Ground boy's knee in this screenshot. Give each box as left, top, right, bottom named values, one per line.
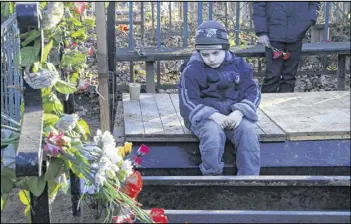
left=198, top=120, right=226, bottom=146
left=237, top=119, right=257, bottom=135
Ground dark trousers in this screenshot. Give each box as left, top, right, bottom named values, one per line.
left=261, top=41, right=303, bottom=93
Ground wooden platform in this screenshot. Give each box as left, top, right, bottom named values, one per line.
left=114, top=91, right=350, bottom=143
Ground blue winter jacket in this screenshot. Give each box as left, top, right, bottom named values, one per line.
left=178, top=51, right=261, bottom=129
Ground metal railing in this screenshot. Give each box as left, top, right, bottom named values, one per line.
left=1, top=13, right=23, bottom=126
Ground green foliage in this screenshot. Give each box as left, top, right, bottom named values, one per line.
left=42, top=39, right=54, bottom=63
left=44, top=158, right=64, bottom=181
left=1, top=194, right=9, bottom=210
left=54, top=79, right=77, bottom=94
left=43, top=113, right=60, bottom=127
left=27, top=176, right=46, bottom=197
left=20, top=47, right=39, bottom=67
left=1, top=2, right=14, bottom=23
left=21, top=30, right=41, bottom=47
left=42, top=93, right=64, bottom=114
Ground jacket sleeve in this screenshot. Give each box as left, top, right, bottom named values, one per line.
left=252, top=2, right=268, bottom=37
left=231, top=58, right=261, bottom=122
left=178, top=65, right=218, bottom=125
left=308, top=2, right=321, bottom=25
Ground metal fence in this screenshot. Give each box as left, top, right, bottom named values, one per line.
left=99, top=1, right=350, bottom=50
left=1, top=13, right=23, bottom=126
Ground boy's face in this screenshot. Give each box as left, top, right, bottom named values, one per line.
left=199, top=50, right=226, bottom=68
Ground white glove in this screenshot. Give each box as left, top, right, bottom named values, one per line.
left=258, top=35, right=270, bottom=48
left=227, top=110, right=244, bottom=129
left=209, top=112, right=229, bottom=129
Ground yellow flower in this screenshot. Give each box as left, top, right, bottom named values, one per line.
left=118, top=146, right=126, bottom=158
left=117, top=142, right=133, bottom=158
left=124, top=142, right=133, bottom=154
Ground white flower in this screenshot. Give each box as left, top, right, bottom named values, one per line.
left=23, top=69, right=59, bottom=89
left=95, top=170, right=107, bottom=187
left=55, top=114, right=79, bottom=132
left=80, top=178, right=98, bottom=195
left=2, top=144, right=16, bottom=169
left=101, top=131, right=116, bottom=148
left=121, top=159, right=133, bottom=177
left=91, top=162, right=99, bottom=170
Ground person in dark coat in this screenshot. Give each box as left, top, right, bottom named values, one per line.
left=178, top=20, right=261, bottom=176
left=253, top=2, right=320, bottom=93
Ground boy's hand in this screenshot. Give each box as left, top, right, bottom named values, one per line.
left=227, top=110, right=244, bottom=129
left=209, top=112, right=229, bottom=129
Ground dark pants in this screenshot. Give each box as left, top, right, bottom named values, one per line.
left=261, top=41, right=303, bottom=93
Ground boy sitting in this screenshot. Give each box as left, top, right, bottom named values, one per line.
left=178, top=20, right=261, bottom=176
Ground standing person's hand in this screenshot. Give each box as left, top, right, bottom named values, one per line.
left=258, top=35, right=270, bottom=48
left=227, top=110, right=244, bottom=129
left=209, top=112, right=229, bottom=129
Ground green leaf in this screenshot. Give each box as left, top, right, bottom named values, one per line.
left=75, top=118, right=90, bottom=140
left=69, top=72, right=79, bottom=84
left=83, top=18, right=95, bottom=27
left=1, top=193, right=9, bottom=210
left=21, top=30, right=41, bottom=47
left=53, top=33, right=63, bottom=44
left=2, top=166, right=16, bottom=180
left=43, top=113, right=60, bottom=127
left=32, top=61, right=41, bottom=73
left=41, top=87, right=52, bottom=98
left=42, top=93, right=63, bottom=114
left=71, top=29, right=85, bottom=38
left=1, top=176, right=14, bottom=194
left=18, top=190, right=30, bottom=206
left=54, top=79, right=77, bottom=94
left=24, top=205, right=30, bottom=217
left=66, top=130, right=81, bottom=138
left=69, top=17, right=83, bottom=27
left=48, top=180, right=62, bottom=198
left=71, top=140, right=83, bottom=149
left=20, top=47, right=39, bottom=67
left=39, top=2, right=47, bottom=10
left=34, top=37, right=42, bottom=55
left=41, top=39, right=54, bottom=63
left=27, top=176, right=46, bottom=197
left=44, top=158, right=64, bottom=181
left=64, top=160, right=85, bottom=179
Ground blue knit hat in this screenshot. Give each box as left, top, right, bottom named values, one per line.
left=195, top=20, right=230, bottom=50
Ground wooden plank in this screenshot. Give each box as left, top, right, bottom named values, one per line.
left=256, top=108, right=286, bottom=142
left=146, top=61, right=155, bottom=93
left=112, top=101, right=125, bottom=145
left=139, top=93, right=164, bottom=135
left=96, top=2, right=110, bottom=132
left=122, top=93, right=144, bottom=136
left=154, top=94, right=185, bottom=135
left=337, top=55, right=346, bottom=90
left=126, top=135, right=198, bottom=142
left=260, top=91, right=350, bottom=141
left=169, top=94, right=193, bottom=135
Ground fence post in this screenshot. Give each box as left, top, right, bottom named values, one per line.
left=208, top=2, right=213, bottom=20
left=169, top=2, right=172, bottom=27
left=140, top=2, right=145, bottom=43
left=235, top=2, right=240, bottom=45
left=95, top=2, right=111, bottom=132
left=107, top=3, right=116, bottom=129
left=183, top=2, right=188, bottom=47
left=198, top=1, right=203, bottom=26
